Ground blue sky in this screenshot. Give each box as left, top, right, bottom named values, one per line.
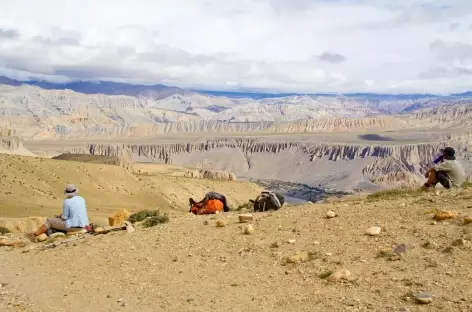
left=0, top=0, right=471, bottom=94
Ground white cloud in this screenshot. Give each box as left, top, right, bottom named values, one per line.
left=0, top=0, right=471, bottom=94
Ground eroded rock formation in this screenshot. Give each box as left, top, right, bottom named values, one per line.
left=37, top=137, right=471, bottom=190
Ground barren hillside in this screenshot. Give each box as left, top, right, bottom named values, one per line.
left=1, top=187, right=472, bottom=311
left=2, top=83, right=472, bottom=140
left=0, top=154, right=262, bottom=232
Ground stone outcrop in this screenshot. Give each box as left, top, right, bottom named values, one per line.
left=108, top=209, right=131, bottom=226
left=51, top=150, right=134, bottom=171
left=0, top=126, right=35, bottom=156
left=0, top=127, right=20, bottom=151
left=183, top=169, right=236, bottom=181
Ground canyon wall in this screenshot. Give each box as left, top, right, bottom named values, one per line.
left=35, top=138, right=472, bottom=191
left=9, top=106, right=472, bottom=140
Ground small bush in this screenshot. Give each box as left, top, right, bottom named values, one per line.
left=367, top=188, right=422, bottom=201
left=0, top=226, right=10, bottom=235
left=235, top=201, right=254, bottom=211
left=462, top=180, right=472, bottom=189
left=127, top=210, right=159, bottom=224
left=142, top=214, right=169, bottom=228
left=127, top=209, right=169, bottom=228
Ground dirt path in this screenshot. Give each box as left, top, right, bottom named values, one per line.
left=1, top=189, right=472, bottom=311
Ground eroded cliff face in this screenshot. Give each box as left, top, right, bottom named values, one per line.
left=0, top=127, right=20, bottom=151
left=266, top=117, right=407, bottom=133
left=37, top=137, right=470, bottom=190
left=0, top=126, right=35, bottom=156
left=3, top=83, right=472, bottom=140
left=6, top=103, right=472, bottom=140
left=8, top=117, right=407, bottom=139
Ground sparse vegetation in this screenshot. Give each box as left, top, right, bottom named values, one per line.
left=235, top=201, right=254, bottom=211
left=0, top=226, right=10, bottom=235
left=128, top=209, right=169, bottom=228
left=142, top=214, right=169, bottom=228
left=462, top=180, right=472, bottom=189
left=369, top=181, right=472, bottom=200
left=367, top=188, right=422, bottom=201
left=128, top=209, right=160, bottom=224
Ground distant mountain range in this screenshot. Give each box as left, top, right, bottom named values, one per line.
left=1, top=75, right=472, bottom=140
left=0, top=75, right=470, bottom=101
left=0, top=76, right=184, bottom=100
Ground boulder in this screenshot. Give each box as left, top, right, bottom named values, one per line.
left=239, top=214, right=254, bottom=223
left=286, top=252, right=309, bottom=264
left=243, top=224, right=254, bottom=235
left=365, top=226, right=382, bottom=236
left=414, top=292, right=433, bottom=304
left=216, top=220, right=226, bottom=228
left=326, top=269, right=351, bottom=282
left=36, top=233, right=48, bottom=243
left=108, top=209, right=131, bottom=226
left=326, top=211, right=337, bottom=219
left=434, top=210, right=458, bottom=221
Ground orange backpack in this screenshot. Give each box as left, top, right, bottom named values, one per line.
left=191, top=199, right=224, bottom=215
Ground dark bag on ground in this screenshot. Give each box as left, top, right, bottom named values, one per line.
left=250, top=191, right=285, bottom=212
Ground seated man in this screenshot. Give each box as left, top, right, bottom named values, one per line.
left=423, top=147, right=465, bottom=190
left=30, top=184, right=90, bottom=238
left=189, top=192, right=229, bottom=215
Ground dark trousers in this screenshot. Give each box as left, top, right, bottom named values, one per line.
left=426, top=170, right=451, bottom=189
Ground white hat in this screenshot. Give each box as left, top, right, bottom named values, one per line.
left=64, top=184, right=78, bottom=196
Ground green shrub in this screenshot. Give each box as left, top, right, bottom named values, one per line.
left=235, top=201, right=254, bottom=211
left=142, top=214, right=169, bottom=228
left=462, top=180, right=472, bottom=189
left=127, top=209, right=169, bottom=228
left=0, top=226, right=10, bottom=235
left=127, top=209, right=159, bottom=224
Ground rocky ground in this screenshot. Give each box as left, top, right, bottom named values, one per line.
left=1, top=187, right=472, bottom=312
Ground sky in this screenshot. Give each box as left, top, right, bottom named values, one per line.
left=0, top=0, right=471, bottom=94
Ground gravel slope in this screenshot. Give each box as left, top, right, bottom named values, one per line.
left=1, top=188, right=472, bottom=311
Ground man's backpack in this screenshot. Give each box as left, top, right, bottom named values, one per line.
left=250, top=191, right=285, bottom=212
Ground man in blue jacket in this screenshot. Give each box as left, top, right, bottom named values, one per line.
left=30, top=184, right=90, bottom=238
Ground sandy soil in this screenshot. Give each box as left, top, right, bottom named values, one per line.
left=1, top=188, right=471, bottom=312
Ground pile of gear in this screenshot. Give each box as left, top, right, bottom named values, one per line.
left=189, top=190, right=285, bottom=215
